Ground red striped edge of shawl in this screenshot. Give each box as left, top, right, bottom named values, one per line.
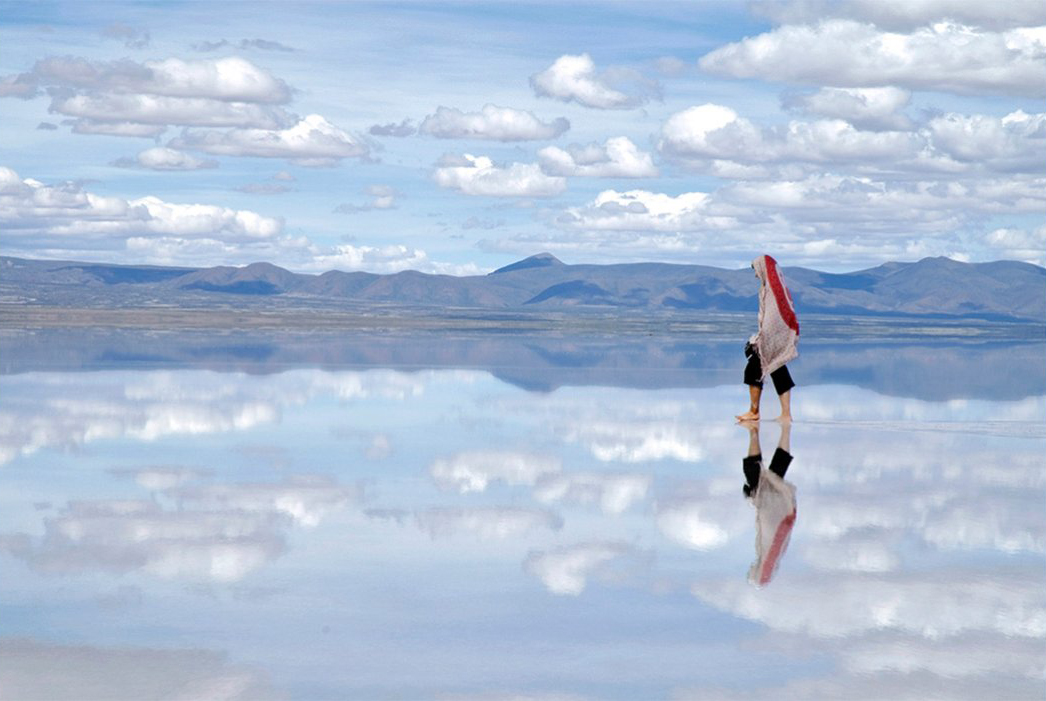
left=758, top=510, right=796, bottom=585
left=764, top=256, right=799, bottom=334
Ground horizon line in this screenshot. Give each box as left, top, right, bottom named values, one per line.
left=4, top=252, right=1044, bottom=279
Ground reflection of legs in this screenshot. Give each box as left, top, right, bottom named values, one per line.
left=769, top=422, right=793, bottom=478
left=777, top=420, right=791, bottom=454
left=743, top=424, right=761, bottom=496
left=747, top=423, right=761, bottom=457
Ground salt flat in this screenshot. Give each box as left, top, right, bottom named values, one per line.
left=0, top=331, right=1042, bottom=699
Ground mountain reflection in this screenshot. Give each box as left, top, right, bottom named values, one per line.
left=3, top=328, right=1043, bottom=401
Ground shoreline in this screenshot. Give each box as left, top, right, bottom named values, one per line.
left=1, top=304, right=1042, bottom=340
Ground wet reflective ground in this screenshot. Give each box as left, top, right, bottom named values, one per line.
left=1, top=330, right=1043, bottom=699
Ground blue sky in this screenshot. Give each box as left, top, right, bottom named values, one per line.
left=1, top=0, right=1044, bottom=274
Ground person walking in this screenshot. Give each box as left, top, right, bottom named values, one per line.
left=736, top=254, right=799, bottom=423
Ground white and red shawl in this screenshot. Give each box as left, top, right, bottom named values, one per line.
left=750, top=255, right=799, bottom=378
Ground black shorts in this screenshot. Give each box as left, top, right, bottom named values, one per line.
left=744, top=346, right=795, bottom=396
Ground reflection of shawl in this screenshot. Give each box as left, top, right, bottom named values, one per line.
left=747, top=469, right=797, bottom=586
left=750, top=255, right=799, bottom=378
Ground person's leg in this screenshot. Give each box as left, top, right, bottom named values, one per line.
left=737, top=384, right=762, bottom=422
left=769, top=365, right=795, bottom=423
left=777, top=390, right=791, bottom=423
left=738, top=350, right=764, bottom=422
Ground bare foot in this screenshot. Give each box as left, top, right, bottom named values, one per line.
left=774, top=414, right=792, bottom=424
left=736, top=410, right=760, bottom=422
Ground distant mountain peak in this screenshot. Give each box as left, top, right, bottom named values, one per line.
left=243, top=261, right=284, bottom=272
left=490, top=252, right=564, bottom=275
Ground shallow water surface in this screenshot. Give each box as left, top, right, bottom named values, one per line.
left=1, top=332, right=1043, bottom=699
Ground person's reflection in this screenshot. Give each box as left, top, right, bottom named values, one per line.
left=741, top=422, right=796, bottom=586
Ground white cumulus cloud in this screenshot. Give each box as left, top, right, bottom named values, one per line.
left=53, top=94, right=293, bottom=129
left=699, top=19, right=1046, bottom=98
left=0, top=166, right=372, bottom=268
left=305, top=243, right=430, bottom=274
left=783, top=86, right=913, bottom=130
left=334, top=185, right=398, bottom=213
left=530, top=53, right=656, bottom=109
left=29, top=55, right=292, bottom=102
left=660, top=104, right=1046, bottom=176
left=113, top=146, right=218, bottom=171
left=492, top=166, right=1045, bottom=268
left=659, top=103, right=923, bottom=167
left=0, top=166, right=281, bottom=246
left=171, top=114, right=369, bottom=166
left=2, top=55, right=296, bottom=134
left=0, top=168, right=476, bottom=271
left=71, top=121, right=169, bottom=138
left=926, top=109, right=1046, bottom=171
left=0, top=55, right=291, bottom=102
left=433, top=154, right=566, bottom=197
left=983, top=225, right=1046, bottom=265
left=658, top=103, right=761, bottom=161
left=137, top=56, right=292, bottom=102
left=559, top=189, right=721, bottom=234
left=751, top=0, right=1046, bottom=32
left=538, top=136, right=658, bottom=178
left=419, top=104, right=569, bottom=141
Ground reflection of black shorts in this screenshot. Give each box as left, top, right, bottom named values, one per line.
left=743, top=448, right=794, bottom=493
left=744, top=347, right=795, bottom=396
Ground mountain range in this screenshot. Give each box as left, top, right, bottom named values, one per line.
left=2, top=253, right=1044, bottom=322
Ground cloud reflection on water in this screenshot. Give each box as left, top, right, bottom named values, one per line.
left=431, top=451, right=562, bottom=493
left=0, top=368, right=449, bottom=465
left=415, top=507, right=563, bottom=540
left=0, top=349, right=1043, bottom=698
left=533, top=471, right=651, bottom=515
left=523, top=541, right=643, bottom=596
left=2, top=472, right=357, bottom=582
left=0, top=637, right=281, bottom=701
